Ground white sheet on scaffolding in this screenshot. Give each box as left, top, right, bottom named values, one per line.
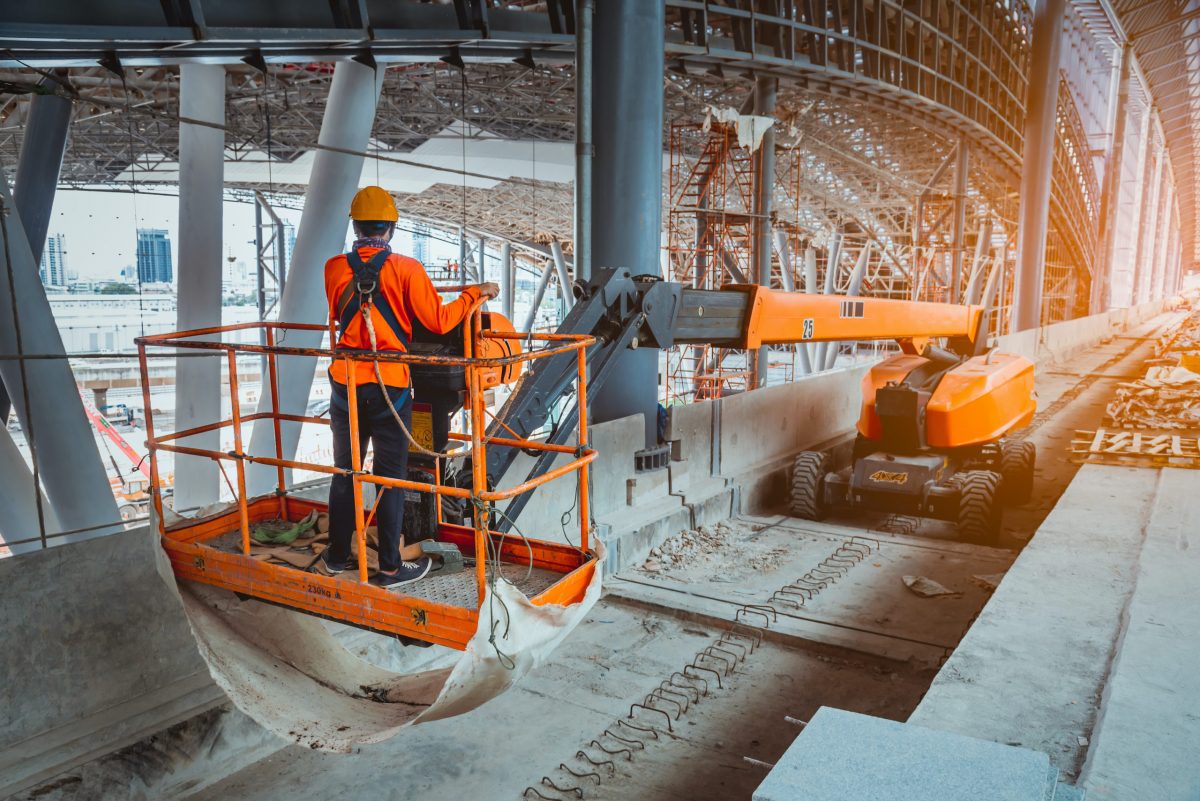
left=154, top=535, right=603, bottom=752
left=705, top=105, right=775, bottom=151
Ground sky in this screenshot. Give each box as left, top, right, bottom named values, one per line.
left=44, top=188, right=307, bottom=280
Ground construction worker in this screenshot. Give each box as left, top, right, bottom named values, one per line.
left=315, top=186, right=498, bottom=588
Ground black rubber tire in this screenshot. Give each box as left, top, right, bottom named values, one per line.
left=790, top=451, right=829, bottom=520
left=999, top=439, right=1036, bottom=505
left=956, top=470, right=1002, bottom=545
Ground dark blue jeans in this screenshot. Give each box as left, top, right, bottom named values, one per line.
left=328, top=381, right=412, bottom=573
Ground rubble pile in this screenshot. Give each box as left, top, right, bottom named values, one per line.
left=1107, top=310, right=1200, bottom=430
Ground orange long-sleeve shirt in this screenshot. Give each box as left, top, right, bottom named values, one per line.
left=326, top=246, right=481, bottom=388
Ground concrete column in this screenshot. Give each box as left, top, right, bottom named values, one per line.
left=173, top=64, right=225, bottom=511
left=964, top=219, right=993, bottom=304
left=951, top=140, right=969, bottom=303
left=2, top=72, right=72, bottom=538
left=814, top=233, right=842, bottom=370
left=522, top=260, right=554, bottom=332
left=753, top=76, right=777, bottom=387
left=590, top=0, right=664, bottom=445
left=13, top=75, right=71, bottom=265
left=245, top=61, right=383, bottom=495
left=824, top=244, right=871, bottom=371
left=1120, top=107, right=1153, bottom=306
left=1150, top=179, right=1173, bottom=300
left=773, top=231, right=794, bottom=292
left=1011, top=0, right=1066, bottom=331
left=1134, top=141, right=1163, bottom=304
left=499, top=241, right=514, bottom=320
left=1093, top=42, right=1132, bottom=312
left=550, top=239, right=573, bottom=308
left=0, top=176, right=119, bottom=540
left=0, top=429, right=58, bottom=554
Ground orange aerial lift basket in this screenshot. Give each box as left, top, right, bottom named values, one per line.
left=135, top=306, right=599, bottom=650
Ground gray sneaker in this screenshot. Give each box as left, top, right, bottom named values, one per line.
left=370, top=557, right=433, bottom=589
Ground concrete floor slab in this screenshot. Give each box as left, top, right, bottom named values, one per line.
left=607, top=517, right=1012, bottom=665
left=175, top=599, right=933, bottom=801
left=1078, top=467, right=1200, bottom=801
left=753, top=707, right=1054, bottom=801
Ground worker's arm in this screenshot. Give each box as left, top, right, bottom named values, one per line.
left=398, top=258, right=496, bottom=334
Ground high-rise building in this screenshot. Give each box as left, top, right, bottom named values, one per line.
left=39, top=233, right=68, bottom=288
left=412, top=221, right=430, bottom=266
left=136, top=229, right=174, bottom=284
left=282, top=223, right=297, bottom=274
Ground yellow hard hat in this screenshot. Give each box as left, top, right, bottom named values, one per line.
left=349, top=186, right=398, bottom=222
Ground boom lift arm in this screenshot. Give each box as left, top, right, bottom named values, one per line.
left=451, top=270, right=988, bottom=529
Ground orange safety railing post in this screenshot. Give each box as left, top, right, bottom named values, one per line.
left=468, top=360, right=488, bottom=608
left=434, top=458, right=444, bottom=526
left=345, top=356, right=369, bottom=584
left=138, top=342, right=167, bottom=536
left=264, top=327, right=289, bottom=520
left=226, top=349, right=252, bottom=555
left=576, top=346, right=590, bottom=554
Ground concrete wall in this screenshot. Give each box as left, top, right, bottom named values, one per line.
left=996, top=298, right=1171, bottom=365
left=0, top=527, right=225, bottom=797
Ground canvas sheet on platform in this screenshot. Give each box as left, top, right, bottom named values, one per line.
left=153, top=517, right=603, bottom=752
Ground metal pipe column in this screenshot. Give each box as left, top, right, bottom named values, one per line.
left=1093, top=42, right=1132, bottom=313
left=173, top=64, right=226, bottom=511
left=0, top=177, right=119, bottom=541
left=500, top=241, right=514, bottom=320
left=246, top=61, right=383, bottom=494
left=1011, top=0, right=1066, bottom=331
left=950, top=140, right=969, bottom=303
left=590, top=0, right=665, bottom=445
left=551, top=239, right=573, bottom=308
left=522, top=260, right=554, bottom=332
left=752, top=76, right=777, bottom=387
left=575, top=0, right=594, bottom=284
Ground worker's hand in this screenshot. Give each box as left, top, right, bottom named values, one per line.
left=476, top=282, right=500, bottom=300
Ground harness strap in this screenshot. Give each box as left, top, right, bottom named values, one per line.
left=336, top=248, right=410, bottom=351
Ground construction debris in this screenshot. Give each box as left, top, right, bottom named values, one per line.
left=1105, top=366, right=1200, bottom=429
left=902, top=575, right=961, bottom=598
left=1103, top=308, right=1200, bottom=431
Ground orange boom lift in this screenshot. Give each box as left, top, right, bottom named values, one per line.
left=138, top=273, right=1032, bottom=648
left=717, top=284, right=1035, bottom=544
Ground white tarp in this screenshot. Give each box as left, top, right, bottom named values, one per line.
left=156, top=537, right=603, bottom=752
left=706, top=105, right=775, bottom=152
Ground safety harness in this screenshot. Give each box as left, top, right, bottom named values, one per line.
left=334, top=245, right=459, bottom=461
left=335, top=246, right=410, bottom=353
